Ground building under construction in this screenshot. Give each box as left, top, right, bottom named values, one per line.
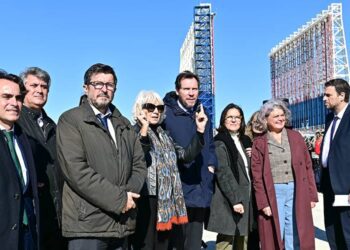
left=180, top=3, right=216, bottom=128
left=270, top=3, right=349, bottom=132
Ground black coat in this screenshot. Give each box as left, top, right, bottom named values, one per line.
left=18, top=106, right=64, bottom=247
left=0, top=125, right=40, bottom=250
left=207, top=135, right=253, bottom=236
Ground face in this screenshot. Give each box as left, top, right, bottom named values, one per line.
left=176, top=77, right=199, bottom=109
left=142, top=101, right=164, bottom=125
left=24, top=74, right=49, bottom=110
left=266, top=108, right=286, bottom=132
left=323, top=86, right=344, bottom=111
left=0, top=79, right=23, bottom=129
left=224, top=108, right=242, bottom=133
left=84, top=73, right=115, bottom=113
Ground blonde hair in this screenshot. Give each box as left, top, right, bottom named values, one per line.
left=132, top=90, right=165, bottom=124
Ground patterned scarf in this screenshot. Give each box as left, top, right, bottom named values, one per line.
left=148, top=126, right=188, bottom=231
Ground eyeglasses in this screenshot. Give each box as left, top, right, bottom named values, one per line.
left=88, top=81, right=116, bottom=90
left=225, top=115, right=242, bottom=121
left=142, top=103, right=165, bottom=113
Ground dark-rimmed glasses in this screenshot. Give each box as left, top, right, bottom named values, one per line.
left=88, top=81, right=116, bottom=90
left=142, top=103, right=165, bottom=113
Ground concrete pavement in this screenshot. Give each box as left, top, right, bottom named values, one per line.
left=202, top=193, right=330, bottom=249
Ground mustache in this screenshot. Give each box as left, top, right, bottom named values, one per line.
left=97, top=93, right=110, bottom=98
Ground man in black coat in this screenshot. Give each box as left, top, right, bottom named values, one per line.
left=18, top=67, right=66, bottom=250
left=0, top=71, right=40, bottom=250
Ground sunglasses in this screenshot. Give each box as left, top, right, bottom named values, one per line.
left=142, top=103, right=165, bottom=113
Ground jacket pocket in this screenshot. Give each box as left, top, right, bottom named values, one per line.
left=76, top=199, right=100, bottom=221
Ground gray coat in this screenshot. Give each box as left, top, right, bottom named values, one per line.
left=207, top=140, right=253, bottom=236
left=56, top=102, right=147, bottom=238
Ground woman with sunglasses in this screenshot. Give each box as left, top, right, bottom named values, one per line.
left=130, top=90, right=208, bottom=250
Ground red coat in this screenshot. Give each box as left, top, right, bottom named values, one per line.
left=251, top=129, right=318, bottom=250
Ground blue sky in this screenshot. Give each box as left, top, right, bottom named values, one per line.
left=1, top=0, right=349, bottom=127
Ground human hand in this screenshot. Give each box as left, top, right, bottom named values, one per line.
left=195, top=104, right=208, bottom=133
left=245, top=147, right=252, bottom=158
left=311, top=202, right=316, bottom=208
left=208, top=166, right=215, bottom=173
left=233, top=203, right=244, bottom=214
left=137, top=111, right=149, bottom=136
left=122, top=192, right=140, bottom=213
left=262, top=206, right=272, bottom=216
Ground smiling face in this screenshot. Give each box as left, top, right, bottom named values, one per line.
left=0, top=79, right=23, bottom=130
left=266, top=107, right=286, bottom=133
left=142, top=101, right=163, bottom=125
left=224, top=108, right=242, bottom=133
left=176, top=77, right=199, bottom=109
left=84, top=73, right=115, bottom=114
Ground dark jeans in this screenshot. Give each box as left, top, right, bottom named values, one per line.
left=68, top=237, right=127, bottom=250
left=169, top=207, right=208, bottom=250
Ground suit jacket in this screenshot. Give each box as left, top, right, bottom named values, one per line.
left=0, top=125, right=40, bottom=250
left=321, top=104, right=350, bottom=194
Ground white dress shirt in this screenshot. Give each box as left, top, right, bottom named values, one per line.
left=322, top=103, right=348, bottom=168
left=90, top=104, right=117, bottom=147
left=1, top=124, right=28, bottom=185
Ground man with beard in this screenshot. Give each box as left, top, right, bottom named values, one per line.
left=56, top=63, right=146, bottom=250
left=321, top=78, right=350, bottom=249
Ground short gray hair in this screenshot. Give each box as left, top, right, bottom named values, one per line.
left=132, top=90, right=165, bottom=124
left=256, top=99, right=292, bottom=132
left=20, top=67, right=51, bottom=88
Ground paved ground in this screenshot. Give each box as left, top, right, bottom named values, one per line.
left=202, top=193, right=330, bottom=249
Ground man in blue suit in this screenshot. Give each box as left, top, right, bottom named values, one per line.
left=321, top=78, right=350, bottom=249
left=0, top=71, right=40, bottom=250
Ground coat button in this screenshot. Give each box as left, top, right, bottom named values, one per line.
left=11, top=224, right=17, bottom=230
left=284, top=160, right=287, bottom=163
left=285, top=171, right=288, bottom=174
left=14, top=193, right=20, bottom=200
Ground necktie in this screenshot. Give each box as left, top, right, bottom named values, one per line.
left=330, top=116, right=339, bottom=144
left=3, top=131, right=28, bottom=225
left=97, top=114, right=109, bottom=129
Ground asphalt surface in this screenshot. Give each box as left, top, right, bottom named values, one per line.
left=202, top=193, right=330, bottom=249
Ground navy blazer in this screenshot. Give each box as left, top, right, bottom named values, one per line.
left=321, top=104, right=350, bottom=194
left=0, top=124, right=40, bottom=250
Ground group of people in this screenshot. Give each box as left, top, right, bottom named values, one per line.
left=1, top=63, right=349, bottom=250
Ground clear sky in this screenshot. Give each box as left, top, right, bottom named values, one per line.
left=1, top=0, right=349, bottom=127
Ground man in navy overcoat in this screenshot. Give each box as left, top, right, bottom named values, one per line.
left=321, top=78, right=350, bottom=249
left=0, top=71, right=40, bottom=250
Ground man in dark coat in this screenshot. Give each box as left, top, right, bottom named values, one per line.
left=57, top=63, right=146, bottom=250
left=321, top=78, right=350, bottom=249
left=163, top=71, right=217, bottom=250
left=18, top=67, right=66, bottom=250
left=0, top=71, right=40, bottom=250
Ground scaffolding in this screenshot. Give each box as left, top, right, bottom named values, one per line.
left=180, top=3, right=216, bottom=128
left=270, top=3, right=349, bottom=131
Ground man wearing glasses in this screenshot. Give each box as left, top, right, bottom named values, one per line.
left=56, top=63, right=146, bottom=250
left=18, top=67, right=66, bottom=250
left=0, top=71, right=40, bottom=250
left=163, top=71, right=217, bottom=250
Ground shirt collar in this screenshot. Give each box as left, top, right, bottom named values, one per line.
left=0, top=123, right=15, bottom=132
left=89, top=104, right=112, bottom=118
left=177, top=100, right=193, bottom=113
left=335, top=103, right=348, bottom=120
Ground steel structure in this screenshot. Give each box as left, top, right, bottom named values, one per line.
left=180, top=3, right=216, bottom=128
left=270, top=3, right=349, bottom=131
